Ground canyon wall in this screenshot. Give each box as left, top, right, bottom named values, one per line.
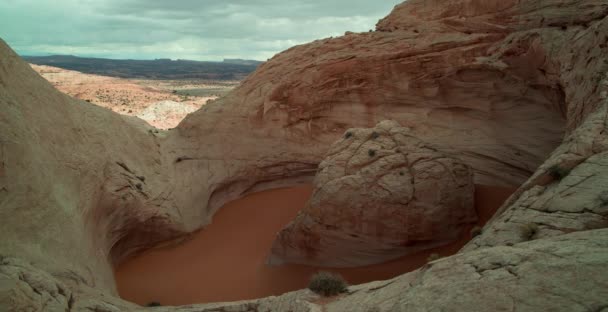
left=0, top=41, right=189, bottom=296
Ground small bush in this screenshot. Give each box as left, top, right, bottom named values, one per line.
left=519, top=223, right=538, bottom=240
left=470, top=226, right=483, bottom=238
left=427, top=253, right=442, bottom=262
left=368, top=149, right=376, bottom=157
left=146, top=302, right=162, bottom=307
left=308, top=271, right=348, bottom=297
left=599, top=191, right=608, bottom=206
left=344, top=131, right=353, bottom=139
left=548, top=165, right=570, bottom=180
left=371, top=131, right=380, bottom=139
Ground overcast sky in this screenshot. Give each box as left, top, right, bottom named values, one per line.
left=0, top=0, right=403, bottom=61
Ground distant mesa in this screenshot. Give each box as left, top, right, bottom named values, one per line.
left=223, top=58, right=264, bottom=66
left=22, top=54, right=261, bottom=80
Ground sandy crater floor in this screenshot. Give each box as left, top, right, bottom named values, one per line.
left=115, top=185, right=514, bottom=306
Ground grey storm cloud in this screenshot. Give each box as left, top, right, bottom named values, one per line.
left=0, top=0, right=403, bottom=61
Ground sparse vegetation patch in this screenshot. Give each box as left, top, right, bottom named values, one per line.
left=427, top=253, right=442, bottom=262
left=519, top=223, right=539, bottom=240
left=548, top=165, right=570, bottom=180
left=146, top=302, right=162, bottom=307
left=598, top=191, right=608, bottom=206
left=470, top=226, right=483, bottom=238
left=308, top=271, right=348, bottom=297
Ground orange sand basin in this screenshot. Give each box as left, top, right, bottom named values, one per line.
left=115, top=184, right=515, bottom=306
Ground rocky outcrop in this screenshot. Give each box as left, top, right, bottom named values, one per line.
left=270, top=120, right=476, bottom=267
left=161, top=0, right=607, bottom=226
left=136, top=100, right=199, bottom=129
left=0, top=38, right=190, bottom=294
left=1, top=0, right=608, bottom=310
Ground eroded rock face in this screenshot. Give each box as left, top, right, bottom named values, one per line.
left=0, top=37, right=188, bottom=295
left=270, top=120, right=476, bottom=267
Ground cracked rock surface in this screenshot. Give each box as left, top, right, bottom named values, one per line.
left=270, top=120, right=476, bottom=267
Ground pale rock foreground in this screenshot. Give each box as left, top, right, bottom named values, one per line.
left=270, top=120, right=476, bottom=267
left=1, top=0, right=608, bottom=311
left=136, top=100, right=199, bottom=129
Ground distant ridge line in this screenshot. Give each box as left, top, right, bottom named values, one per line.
left=24, top=54, right=262, bottom=80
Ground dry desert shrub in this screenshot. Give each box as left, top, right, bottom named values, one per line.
left=427, top=253, right=442, bottom=262
left=519, top=223, right=539, bottom=240
left=146, top=301, right=162, bottom=307
left=308, top=271, right=348, bottom=297
left=470, top=225, right=483, bottom=238
left=548, top=165, right=570, bottom=180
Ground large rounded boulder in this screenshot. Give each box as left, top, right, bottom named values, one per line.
left=270, top=120, right=476, bottom=267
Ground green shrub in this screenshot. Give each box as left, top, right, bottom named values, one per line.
left=308, top=271, right=348, bottom=297
left=599, top=191, right=608, bottom=206
left=427, top=253, right=442, bottom=262
left=470, top=226, right=483, bottom=238
left=519, top=223, right=538, bottom=240
left=548, top=165, right=570, bottom=180
left=146, top=302, right=162, bottom=307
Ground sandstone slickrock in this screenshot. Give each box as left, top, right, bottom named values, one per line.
left=270, top=120, right=476, bottom=267
left=136, top=100, right=199, bottom=129
left=0, top=38, right=189, bottom=294
left=1, top=0, right=608, bottom=310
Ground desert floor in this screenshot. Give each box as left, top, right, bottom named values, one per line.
left=31, top=64, right=237, bottom=129
left=115, top=184, right=515, bottom=306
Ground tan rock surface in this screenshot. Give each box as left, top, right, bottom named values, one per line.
left=0, top=0, right=607, bottom=310
left=136, top=100, right=199, bottom=129
left=0, top=40, right=188, bottom=295
left=270, top=120, right=476, bottom=267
